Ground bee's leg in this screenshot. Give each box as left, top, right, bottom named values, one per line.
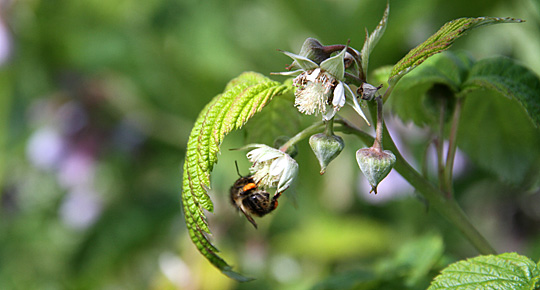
left=271, top=191, right=282, bottom=210
left=240, top=209, right=258, bottom=229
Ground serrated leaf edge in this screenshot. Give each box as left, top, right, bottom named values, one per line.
left=181, top=72, right=293, bottom=280
left=389, top=17, right=523, bottom=86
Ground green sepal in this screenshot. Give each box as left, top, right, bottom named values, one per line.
left=298, top=38, right=332, bottom=65
left=280, top=50, right=318, bottom=71
left=361, top=2, right=389, bottom=79
left=320, top=47, right=347, bottom=81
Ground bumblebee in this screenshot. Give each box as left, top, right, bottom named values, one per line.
left=230, top=174, right=281, bottom=229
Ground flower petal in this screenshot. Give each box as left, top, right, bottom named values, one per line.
left=271, top=69, right=304, bottom=76
left=322, top=104, right=337, bottom=121
left=269, top=155, right=287, bottom=176
left=277, top=160, right=298, bottom=192
left=333, top=81, right=346, bottom=107
left=306, top=68, right=321, bottom=82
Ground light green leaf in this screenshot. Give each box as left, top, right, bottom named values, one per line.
left=461, top=57, right=540, bottom=127
left=388, top=17, right=523, bottom=85
left=361, top=2, right=389, bottom=79
left=181, top=72, right=292, bottom=280
left=428, top=252, right=540, bottom=290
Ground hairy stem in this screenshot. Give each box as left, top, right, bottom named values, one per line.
left=381, top=84, right=395, bottom=104
left=279, top=121, right=325, bottom=152
left=373, top=96, right=384, bottom=151
left=437, top=101, right=448, bottom=195
left=444, top=97, right=465, bottom=197
left=325, top=119, right=335, bottom=136
left=335, top=118, right=497, bottom=255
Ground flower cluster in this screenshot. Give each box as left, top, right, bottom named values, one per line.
left=242, top=38, right=392, bottom=204
left=274, top=38, right=370, bottom=124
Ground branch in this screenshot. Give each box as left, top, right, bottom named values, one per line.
left=335, top=118, right=497, bottom=255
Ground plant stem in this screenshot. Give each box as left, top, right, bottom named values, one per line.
left=444, top=97, right=465, bottom=197
left=381, top=84, right=395, bottom=104
left=335, top=118, right=497, bottom=255
left=373, top=96, right=384, bottom=151
left=437, top=100, right=448, bottom=194
left=325, top=119, right=334, bottom=136
left=279, top=121, right=325, bottom=152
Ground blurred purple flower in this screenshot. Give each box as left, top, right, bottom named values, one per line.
left=59, top=187, right=102, bottom=229
left=0, top=18, right=11, bottom=65
left=57, top=150, right=95, bottom=189
left=26, top=127, right=66, bottom=170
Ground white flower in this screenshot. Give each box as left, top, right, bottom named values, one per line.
left=245, top=144, right=298, bottom=193
left=274, top=41, right=370, bottom=125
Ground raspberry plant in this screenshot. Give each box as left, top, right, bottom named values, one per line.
left=181, top=3, right=540, bottom=287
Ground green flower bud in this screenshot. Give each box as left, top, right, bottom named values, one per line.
left=309, top=133, right=345, bottom=174
left=356, top=147, right=396, bottom=194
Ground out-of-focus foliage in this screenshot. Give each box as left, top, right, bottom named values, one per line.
left=1, top=0, right=540, bottom=289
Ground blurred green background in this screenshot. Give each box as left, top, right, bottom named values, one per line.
left=1, top=0, right=540, bottom=289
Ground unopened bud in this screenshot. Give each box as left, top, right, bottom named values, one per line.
left=356, top=147, right=396, bottom=194
left=309, top=133, right=345, bottom=174
left=358, top=82, right=382, bottom=101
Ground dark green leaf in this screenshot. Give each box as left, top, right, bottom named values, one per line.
left=181, top=72, right=293, bottom=280
left=389, top=17, right=523, bottom=85
left=458, top=89, right=540, bottom=184
left=389, top=51, right=474, bottom=126
left=428, top=252, right=540, bottom=290
left=461, top=57, right=540, bottom=127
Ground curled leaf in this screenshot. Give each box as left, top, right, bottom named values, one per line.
left=181, top=72, right=292, bottom=280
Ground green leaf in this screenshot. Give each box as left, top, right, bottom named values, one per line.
left=457, top=89, right=540, bottom=184
left=389, top=53, right=540, bottom=183
left=389, top=51, right=474, bottom=126
left=461, top=57, right=540, bottom=127
left=181, top=72, right=293, bottom=280
left=388, top=17, right=523, bottom=85
left=361, top=2, right=389, bottom=79
left=428, top=252, right=540, bottom=290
